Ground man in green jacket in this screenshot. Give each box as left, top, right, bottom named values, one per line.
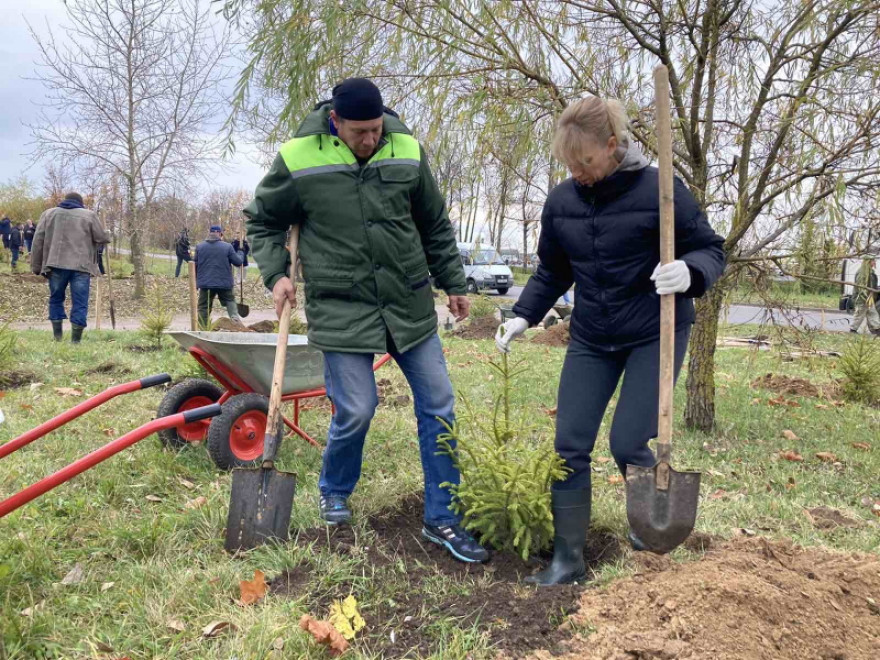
left=244, top=78, right=487, bottom=563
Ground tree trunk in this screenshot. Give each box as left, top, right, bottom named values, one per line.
left=523, top=221, right=528, bottom=267
left=683, top=282, right=726, bottom=432
left=127, top=177, right=146, bottom=299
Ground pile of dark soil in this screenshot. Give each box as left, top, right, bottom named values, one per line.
left=532, top=322, right=570, bottom=347
left=375, top=377, right=411, bottom=408
left=536, top=537, right=880, bottom=660
left=452, top=315, right=498, bottom=340
left=751, top=372, right=842, bottom=400
left=247, top=320, right=277, bottom=333
left=270, top=494, right=626, bottom=658
left=0, top=369, right=38, bottom=389
left=211, top=318, right=254, bottom=332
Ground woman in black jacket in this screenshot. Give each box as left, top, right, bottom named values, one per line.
left=496, top=96, right=725, bottom=585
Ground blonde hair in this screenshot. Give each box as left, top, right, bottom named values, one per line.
left=552, top=96, right=630, bottom=168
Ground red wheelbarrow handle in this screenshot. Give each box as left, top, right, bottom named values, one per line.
left=0, top=373, right=172, bottom=460
left=0, top=403, right=222, bottom=519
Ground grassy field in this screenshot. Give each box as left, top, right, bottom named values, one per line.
left=728, top=279, right=841, bottom=311
left=0, top=325, right=877, bottom=659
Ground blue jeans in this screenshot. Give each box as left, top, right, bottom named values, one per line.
left=48, top=269, right=91, bottom=328
left=319, top=333, right=461, bottom=526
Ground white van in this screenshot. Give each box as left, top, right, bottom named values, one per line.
left=457, top=242, right=515, bottom=295
left=840, top=257, right=880, bottom=311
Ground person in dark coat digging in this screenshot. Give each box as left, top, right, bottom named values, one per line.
left=496, top=96, right=726, bottom=585
left=194, top=225, right=245, bottom=327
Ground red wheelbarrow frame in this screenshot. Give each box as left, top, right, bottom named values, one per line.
left=0, top=373, right=222, bottom=519
left=186, top=346, right=393, bottom=449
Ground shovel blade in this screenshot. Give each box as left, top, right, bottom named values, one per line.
left=625, top=462, right=700, bottom=555
left=224, top=466, right=296, bottom=552
left=238, top=303, right=250, bottom=318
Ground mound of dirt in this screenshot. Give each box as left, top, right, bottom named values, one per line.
left=532, top=322, right=570, bottom=346
left=272, top=495, right=625, bottom=658
left=536, top=538, right=880, bottom=660
left=452, top=314, right=498, bottom=340
left=247, top=320, right=277, bottom=333
left=211, top=318, right=254, bottom=332
left=751, top=373, right=842, bottom=400
left=0, top=369, right=39, bottom=389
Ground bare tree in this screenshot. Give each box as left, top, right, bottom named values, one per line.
left=29, top=0, right=230, bottom=297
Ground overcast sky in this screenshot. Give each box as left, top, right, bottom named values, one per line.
left=0, top=0, right=267, bottom=195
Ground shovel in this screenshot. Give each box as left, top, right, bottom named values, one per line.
left=238, top=265, right=250, bottom=318
left=224, top=226, right=300, bottom=552
left=625, top=65, right=701, bottom=555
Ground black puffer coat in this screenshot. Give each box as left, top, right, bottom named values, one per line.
left=513, top=159, right=725, bottom=351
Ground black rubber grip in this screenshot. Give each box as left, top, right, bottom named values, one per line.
left=181, top=403, right=223, bottom=423
left=140, top=373, right=172, bottom=389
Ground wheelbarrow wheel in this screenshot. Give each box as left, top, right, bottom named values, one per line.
left=157, top=379, right=223, bottom=448
left=207, top=393, right=275, bottom=471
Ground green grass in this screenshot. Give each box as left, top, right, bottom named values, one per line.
left=728, top=279, right=841, bottom=310
left=0, top=326, right=878, bottom=658
left=510, top=266, right=532, bottom=287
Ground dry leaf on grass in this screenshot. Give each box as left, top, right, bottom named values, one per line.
left=272, top=637, right=285, bottom=650
left=179, top=479, right=196, bottom=490
left=60, top=563, right=84, bottom=585
left=102, top=428, right=116, bottom=437
left=145, top=495, right=163, bottom=502
left=815, top=452, right=838, bottom=463
left=781, top=430, right=799, bottom=441
left=20, top=601, right=45, bottom=617
left=607, top=475, right=624, bottom=485
left=54, top=387, right=83, bottom=397
left=299, top=614, right=350, bottom=656
left=166, top=619, right=186, bottom=633
left=595, top=457, right=612, bottom=464
left=94, top=641, right=114, bottom=653
left=237, top=569, right=268, bottom=606
left=329, top=595, right=366, bottom=640
left=815, top=404, right=829, bottom=410
left=185, top=496, right=208, bottom=510
left=779, top=450, right=804, bottom=462
left=542, top=406, right=557, bottom=417
left=202, top=621, right=235, bottom=638
left=851, top=442, right=871, bottom=451
left=101, top=582, right=115, bottom=592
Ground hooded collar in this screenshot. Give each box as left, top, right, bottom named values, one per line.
left=58, top=199, right=85, bottom=210
left=574, top=137, right=649, bottom=201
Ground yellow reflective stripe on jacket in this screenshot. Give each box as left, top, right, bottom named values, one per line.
left=278, top=132, right=421, bottom=179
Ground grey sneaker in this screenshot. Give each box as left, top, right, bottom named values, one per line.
left=320, top=495, right=351, bottom=525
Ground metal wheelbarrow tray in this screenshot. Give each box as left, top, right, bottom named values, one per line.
left=160, top=331, right=391, bottom=470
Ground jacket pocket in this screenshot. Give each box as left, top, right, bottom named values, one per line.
left=304, top=275, right=355, bottom=330
left=378, top=165, right=419, bottom=221
left=406, top=265, right=435, bottom=321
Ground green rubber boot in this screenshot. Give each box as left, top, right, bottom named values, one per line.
left=525, top=487, right=591, bottom=586
left=51, top=320, right=63, bottom=342
left=71, top=324, right=84, bottom=344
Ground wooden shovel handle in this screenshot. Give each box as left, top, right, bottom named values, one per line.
left=654, top=64, right=675, bottom=477
left=263, top=225, right=300, bottom=466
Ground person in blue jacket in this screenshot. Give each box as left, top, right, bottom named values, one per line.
left=496, top=96, right=726, bottom=586
left=195, top=225, right=245, bottom=327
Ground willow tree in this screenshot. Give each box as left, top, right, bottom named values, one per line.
left=226, top=0, right=880, bottom=430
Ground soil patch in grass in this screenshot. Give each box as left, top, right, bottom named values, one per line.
left=452, top=315, right=499, bottom=340
left=278, top=495, right=626, bottom=658
left=537, top=537, right=880, bottom=660
left=751, top=372, right=842, bottom=400
left=84, top=361, right=133, bottom=377
left=532, top=322, right=570, bottom=347
left=126, top=344, right=162, bottom=353
left=804, top=506, right=862, bottom=530
left=0, top=369, right=39, bottom=389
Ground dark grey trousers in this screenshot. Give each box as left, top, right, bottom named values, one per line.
left=554, top=327, right=691, bottom=490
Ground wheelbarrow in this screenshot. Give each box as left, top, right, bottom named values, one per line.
left=158, top=331, right=392, bottom=471
left=0, top=373, right=221, bottom=518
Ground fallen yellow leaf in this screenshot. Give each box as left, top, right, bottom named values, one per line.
left=238, top=569, right=268, bottom=606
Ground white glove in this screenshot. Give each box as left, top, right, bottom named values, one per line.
left=495, top=317, right=530, bottom=354
left=651, top=260, right=691, bottom=295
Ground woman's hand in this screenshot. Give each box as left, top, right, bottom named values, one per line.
left=495, top=317, right=530, bottom=353
left=651, top=260, right=691, bottom=295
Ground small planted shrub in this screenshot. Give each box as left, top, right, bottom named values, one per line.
left=468, top=294, right=496, bottom=320
left=438, top=353, right=569, bottom=560
left=140, top=280, right=174, bottom=349
left=839, top=335, right=880, bottom=405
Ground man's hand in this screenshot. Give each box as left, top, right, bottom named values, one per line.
left=272, top=276, right=297, bottom=319
left=447, top=295, right=470, bottom=322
